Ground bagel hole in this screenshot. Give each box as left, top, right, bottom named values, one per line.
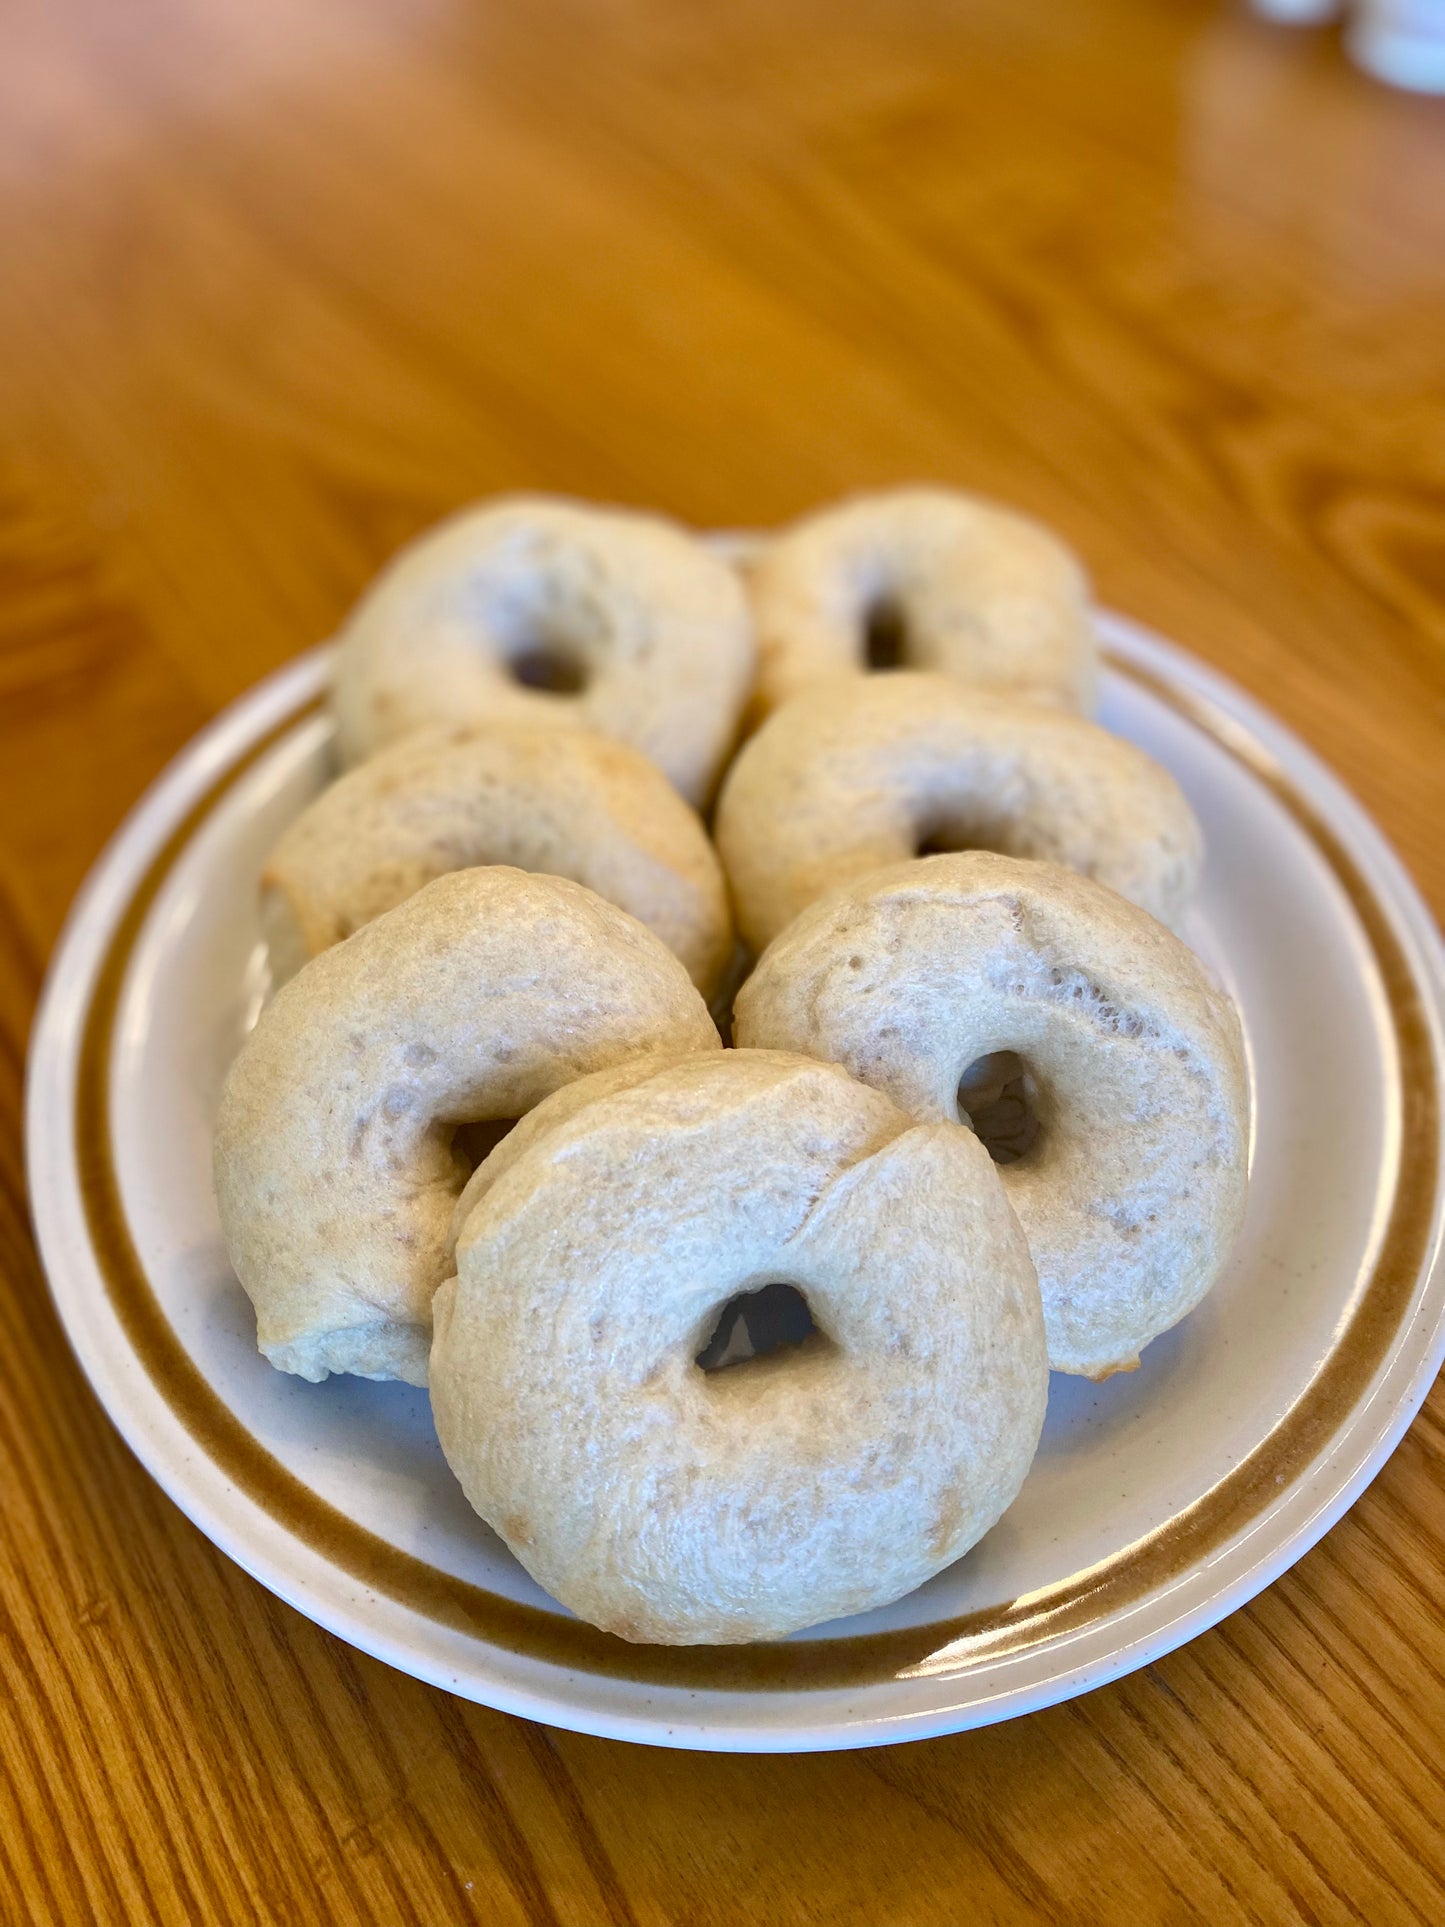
left=452, top=1117, right=519, bottom=1174
left=916, top=828, right=969, bottom=858
left=506, top=645, right=587, bottom=694
left=915, top=818, right=1007, bottom=859
left=956, top=1052, right=1041, bottom=1165
left=863, top=595, right=909, bottom=671
left=696, top=1282, right=819, bottom=1373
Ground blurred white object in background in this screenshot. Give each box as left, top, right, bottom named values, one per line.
left=1251, top=0, right=1341, bottom=20
left=1348, top=0, right=1445, bottom=88
left=1251, top=0, right=1445, bottom=90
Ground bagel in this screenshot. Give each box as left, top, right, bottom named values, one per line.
left=331, top=495, right=756, bottom=806
left=748, top=487, right=1096, bottom=719
left=430, top=1050, right=1047, bottom=1644
left=734, top=854, right=1248, bottom=1379
left=214, top=867, right=720, bottom=1386
left=715, top=673, right=1201, bottom=954
left=260, top=722, right=733, bottom=1000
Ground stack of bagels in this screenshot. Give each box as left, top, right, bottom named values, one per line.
left=215, top=488, right=1248, bottom=1646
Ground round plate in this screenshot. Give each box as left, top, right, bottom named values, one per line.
left=25, top=612, right=1445, bottom=1752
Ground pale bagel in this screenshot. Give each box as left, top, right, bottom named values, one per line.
left=214, top=868, right=720, bottom=1387
left=715, top=672, right=1202, bottom=954
left=260, top=722, right=733, bottom=999
left=330, top=495, right=755, bottom=806
left=734, top=855, right=1248, bottom=1379
left=748, top=487, right=1095, bottom=719
left=431, top=1050, right=1047, bottom=1644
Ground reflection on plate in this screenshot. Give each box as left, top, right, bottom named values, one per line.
left=26, top=610, right=1445, bottom=1751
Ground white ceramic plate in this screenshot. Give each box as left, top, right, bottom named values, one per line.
left=25, top=610, right=1445, bottom=1752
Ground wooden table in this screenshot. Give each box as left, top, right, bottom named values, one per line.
left=2, top=0, right=1442, bottom=1918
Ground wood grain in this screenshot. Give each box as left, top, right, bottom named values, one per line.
left=2, top=0, right=1443, bottom=1919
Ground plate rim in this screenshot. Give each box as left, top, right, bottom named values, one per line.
left=24, top=614, right=1445, bottom=1752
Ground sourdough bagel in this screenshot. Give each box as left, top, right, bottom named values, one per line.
left=331, top=495, right=755, bottom=806
left=431, top=1049, right=1047, bottom=1643
left=715, top=672, right=1201, bottom=954
left=748, top=487, right=1095, bottom=719
left=734, top=854, right=1248, bottom=1378
left=214, top=867, right=720, bottom=1386
left=260, top=722, right=733, bottom=999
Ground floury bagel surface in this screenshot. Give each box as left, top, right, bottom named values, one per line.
left=431, top=1051, right=1048, bottom=1644
left=715, top=672, right=1202, bottom=954
left=214, top=867, right=719, bottom=1387
left=746, top=486, right=1096, bottom=719
left=261, top=720, right=733, bottom=999
left=735, top=853, right=1248, bottom=1379
left=329, top=494, right=755, bottom=807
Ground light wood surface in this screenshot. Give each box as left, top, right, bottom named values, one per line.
left=3, top=0, right=1443, bottom=1919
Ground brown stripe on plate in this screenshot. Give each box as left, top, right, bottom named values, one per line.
left=72, top=658, right=1441, bottom=1691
